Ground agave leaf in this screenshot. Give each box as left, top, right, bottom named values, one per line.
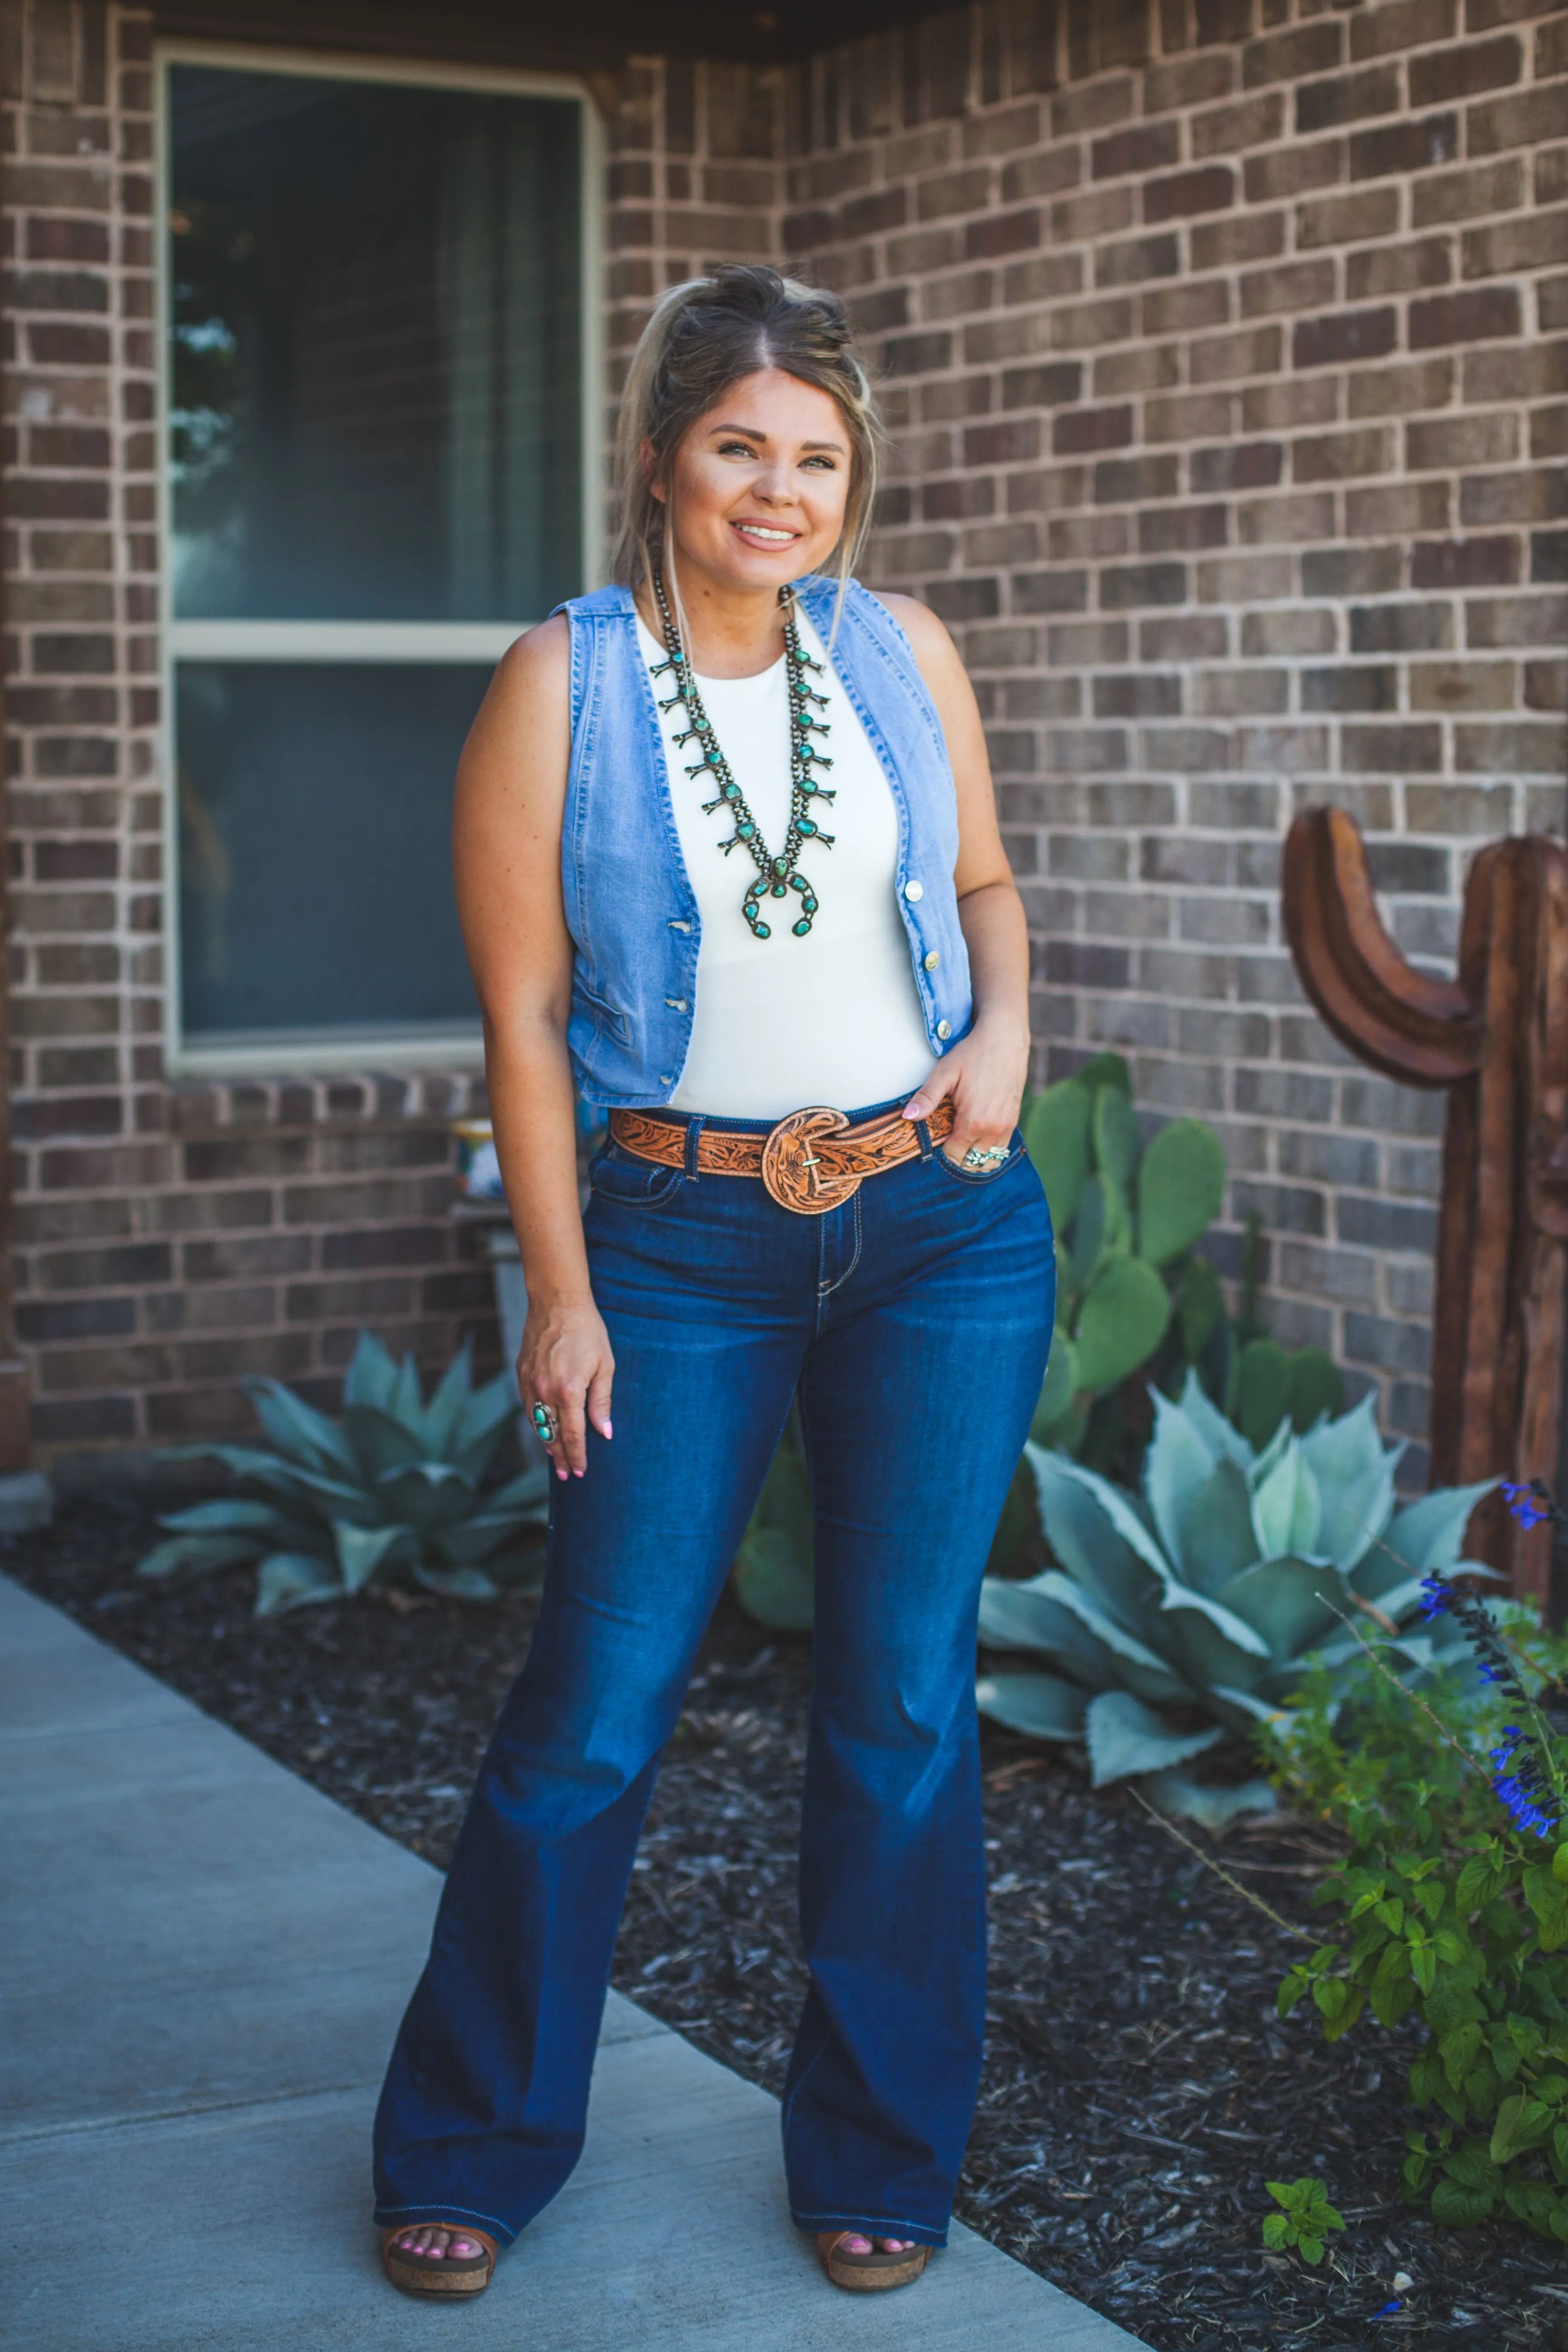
left=343, top=1331, right=400, bottom=1413
left=1024, top=1080, right=1092, bottom=1233
left=1144, top=1385, right=1219, bottom=1561
left=1086, top=1690, right=1224, bottom=1787
left=1249, top=1415, right=1296, bottom=1491
left=429, top=1513, right=541, bottom=1567
left=1174, top=1458, right=1261, bottom=1598
left=240, top=1376, right=358, bottom=1476
left=254, top=1552, right=343, bottom=1615
left=1215, top=1553, right=1348, bottom=1663
left=975, top=1671, right=1090, bottom=1742
left=1026, top=1445, right=1167, bottom=1631
left=1074, top=1256, right=1171, bottom=1393
left=1175, top=1367, right=1253, bottom=1466
left=375, top=1460, right=477, bottom=1533
left=1210, top=1681, right=1292, bottom=1727
left=1299, top=1391, right=1396, bottom=1570
left=421, top=1340, right=476, bottom=1457
left=477, top=1464, right=552, bottom=1518
left=412, top=1562, right=499, bottom=1601
left=137, top=1532, right=267, bottom=1581
left=977, top=1578, right=1118, bottom=1688
left=1137, top=1117, right=1226, bottom=1268
left=451, top=1366, right=522, bottom=1454
left=157, top=1498, right=296, bottom=1534
left=1250, top=1438, right=1324, bottom=1562
left=1140, top=1767, right=1276, bottom=1828
left=343, top=1403, right=431, bottom=1481
left=332, top=1520, right=409, bottom=1595
left=1354, top=1479, right=1495, bottom=1596
left=387, top=1354, right=424, bottom=1428
left=1027, top=1569, right=1191, bottom=1698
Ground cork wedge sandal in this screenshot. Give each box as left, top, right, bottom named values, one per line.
left=817, top=2232, right=931, bottom=2292
left=381, top=2225, right=498, bottom=2298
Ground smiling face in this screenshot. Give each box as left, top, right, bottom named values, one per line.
left=649, top=367, right=854, bottom=600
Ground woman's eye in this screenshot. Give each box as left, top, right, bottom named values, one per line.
left=717, top=440, right=758, bottom=458
left=802, top=455, right=837, bottom=471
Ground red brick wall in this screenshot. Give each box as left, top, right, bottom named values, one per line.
left=0, top=11, right=781, bottom=1461
left=5, top=0, right=1566, bottom=1476
left=786, top=0, right=1568, bottom=1475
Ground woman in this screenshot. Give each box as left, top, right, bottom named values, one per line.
left=373, top=264, right=1054, bottom=2300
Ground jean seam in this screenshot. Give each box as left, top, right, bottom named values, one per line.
left=376, top=2202, right=513, bottom=2234
left=814, top=1189, right=862, bottom=1318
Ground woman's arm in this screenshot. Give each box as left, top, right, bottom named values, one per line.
left=875, top=593, right=1033, bottom=1163
left=452, top=616, right=612, bottom=1479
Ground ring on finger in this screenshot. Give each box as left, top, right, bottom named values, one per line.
left=531, top=1401, right=559, bottom=1445
left=962, top=1143, right=1011, bottom=1170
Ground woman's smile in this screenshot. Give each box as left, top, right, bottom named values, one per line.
left=729, top=518, right=801, bottom=548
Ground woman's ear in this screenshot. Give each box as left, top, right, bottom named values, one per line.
left=640, top=437, right=665, bottom=504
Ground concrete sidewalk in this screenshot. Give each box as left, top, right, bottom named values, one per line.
left=0, top=1571, right=1141, bottom=2350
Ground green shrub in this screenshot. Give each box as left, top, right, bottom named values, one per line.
left=1262, top=2177, right=1345, bottom=2266
left=1268, top=1581, right=1568, bottom=2244
left=975, top=1373, right=1492, bottom=1820
left=1023, top=1055, right=1340, bottom=1467
left=138, top=1333, right=548, bottom=1614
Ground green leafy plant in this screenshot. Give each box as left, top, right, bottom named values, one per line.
left=975, top=1372, right=1492, bottom=1820
left=1261, top=2176, right=1345, bottom=2265
left=1025, top=1054, right=1341, bottom=1464
left=731, top=1404, right=815, bottom=1630
left=1025, top=1053, right=1225, bottom=1454
left=1269, top=1540, right=1568, bottom=2246
left=137, top=1334, right=548, bottom=1614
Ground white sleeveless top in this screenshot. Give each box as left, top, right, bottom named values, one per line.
left=636, top=607, right=937, bottom=1120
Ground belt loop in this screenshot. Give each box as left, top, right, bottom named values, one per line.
left=915, top=1117, right=935, bottom=1163
left=684, top=1114, right=706, bottom=1182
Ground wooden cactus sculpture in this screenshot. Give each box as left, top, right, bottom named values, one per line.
left=1283, top=806, right=1568, bottom=1607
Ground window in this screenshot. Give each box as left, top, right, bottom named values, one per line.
left=158, top=49, right=599, bottom=1072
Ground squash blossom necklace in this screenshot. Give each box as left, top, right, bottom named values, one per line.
left=649, top=567, right=835, bottom=940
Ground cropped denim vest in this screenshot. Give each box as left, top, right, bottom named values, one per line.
left=556, top=574, right=974, bottom=1110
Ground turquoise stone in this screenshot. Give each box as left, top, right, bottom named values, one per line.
left=724, top=782, right=740, bottom=799
left=754, top=922, right=770, bottom=938
left=772, top=856, right=787, bottom=875
left=793, top=919, right=810, bottom=936
left=797, top=817, right=815, bottom=836
left=771, top=882, right=786, bottom=898
left=739, top=823, right=754, bottom=839
left=803, top=897, right=817, bottom=912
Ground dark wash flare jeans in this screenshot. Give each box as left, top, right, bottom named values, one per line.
left=372, top=1104, right=1055, bottom=2252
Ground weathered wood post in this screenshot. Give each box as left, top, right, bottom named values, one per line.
left=1283, top=806, right=1568, bottom=1611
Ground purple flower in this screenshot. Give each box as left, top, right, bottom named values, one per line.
left=1495, top=1772, right=1557, bottom=1838
left=1501, top=1478, right=1558, bottom=1530
left=1419, top=1573, right=1452, bottom=1621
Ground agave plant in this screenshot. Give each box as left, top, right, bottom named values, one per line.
left=138, top=1334, right=548, bottom=1614
left=977, top=1372, right=1494, bottom=1820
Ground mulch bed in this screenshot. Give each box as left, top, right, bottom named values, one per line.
left=10, top=1489, right=1566, bottom=2352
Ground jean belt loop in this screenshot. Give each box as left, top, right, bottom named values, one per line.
left=915, top=1117, right=935, bottom=1164
left=683, top=1114, right=706, bottom=1182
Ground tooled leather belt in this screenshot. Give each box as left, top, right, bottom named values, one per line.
left=608, top=1097, right=957, bottom=1217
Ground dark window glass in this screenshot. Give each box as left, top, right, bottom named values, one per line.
left=176, top=664, right=488, bottom=1038
left=169, top=66, right=582, bottom=622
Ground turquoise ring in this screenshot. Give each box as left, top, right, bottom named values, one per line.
left=962, top=1143, right=1010, bottom=1171
left=531, top=1402, right=558, bottom=1444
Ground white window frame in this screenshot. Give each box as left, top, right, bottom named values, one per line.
left=154, top=40, right=604, bottom=1078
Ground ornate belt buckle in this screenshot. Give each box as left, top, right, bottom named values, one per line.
left=761, top=1106, right=858, bottom=1216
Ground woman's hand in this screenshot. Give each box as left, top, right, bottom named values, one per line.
left=519, top=1299, right=614, bottom=1480
left=902, top=1011, right=1031, bottom=1169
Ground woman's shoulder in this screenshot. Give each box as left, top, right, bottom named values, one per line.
left=797, top=573, right=954, bottom=662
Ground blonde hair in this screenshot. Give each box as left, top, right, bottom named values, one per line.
left=610, top=264, right=882, bottom=631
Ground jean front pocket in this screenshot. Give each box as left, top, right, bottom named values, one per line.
left=933, top=1129, right=1026, bottom=1186
left=587, top=1142, right=685, bottom=1208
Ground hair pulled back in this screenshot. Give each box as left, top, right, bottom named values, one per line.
left=610, top=264, right=882, bottom=612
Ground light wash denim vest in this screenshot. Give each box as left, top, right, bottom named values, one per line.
left=555, top=574, right=974, bottom=1109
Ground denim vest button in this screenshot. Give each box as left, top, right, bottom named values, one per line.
left=936, top=1020, right=951, bottom=1040
left=903, top=879, right=924, bottom=901
left=665, top=998, right=687, bottom=1011
left=924, top=950, right=940, bottom=970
